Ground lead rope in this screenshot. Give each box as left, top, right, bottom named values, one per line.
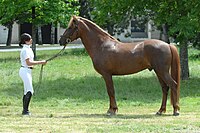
left=35, top=45, right=66, bottom=95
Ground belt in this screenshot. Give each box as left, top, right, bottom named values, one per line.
left=21, top=66, right=33, bottom=69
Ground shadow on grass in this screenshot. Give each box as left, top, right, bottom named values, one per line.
left=11, top=74, right=199, bottom=103
left=3, top=73, right=200, bottom=105
left=32, top=75, right=162, bottom=103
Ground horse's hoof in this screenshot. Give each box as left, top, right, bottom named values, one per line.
left=156, top=111, right=162, bottom=115
left=173, top=112, right=179, bottom=116
left=107, top=110, right=116, bottom=116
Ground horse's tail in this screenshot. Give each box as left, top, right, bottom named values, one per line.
left=169, top=44, right=180, bottom=108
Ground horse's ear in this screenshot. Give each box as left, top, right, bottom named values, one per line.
left=72, top=16, right=79, bottom=25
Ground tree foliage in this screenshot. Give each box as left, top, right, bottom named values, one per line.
left=150, top=1, right=200, bottom=43
left=89, top=0, right=134, bottom=35
left=90, top=0, right=200, bottom=42
left=0, top=0, right=79, bottom=32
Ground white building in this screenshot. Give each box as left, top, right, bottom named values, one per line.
left=0, top=22, right=20, bottom=44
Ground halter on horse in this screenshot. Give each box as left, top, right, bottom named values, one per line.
left=59, top=16, right=180, bottom=116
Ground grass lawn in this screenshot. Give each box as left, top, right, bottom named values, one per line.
left=0, top=47, right=200, bottom=132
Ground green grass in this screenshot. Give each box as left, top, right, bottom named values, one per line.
left=0, top=47, right=200, bottom=132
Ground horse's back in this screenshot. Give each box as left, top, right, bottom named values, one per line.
left=117, top=39, right=172, bottom=73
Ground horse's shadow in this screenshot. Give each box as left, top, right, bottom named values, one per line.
left=61, top=113, right=172, bottom=119
left=32, top=112, right=173, bottom=119
left=4, top=74, right=200, bottom=103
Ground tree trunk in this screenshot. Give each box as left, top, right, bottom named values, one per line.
left=32, top=24, right=37, bottom=60
left=54, top=27, right=58, bottom=44
left=159, top=28, right=163, bottom=40
left=6, top=22, right=13, bottom=46
left=32, top=6, right=37, bottom=60
left=107, top=23, right=114, bottom=36
left=38, top=26, right=42, bottom=45
left=51, top=24, right=55, bottom=44
left=79, top=0, right=91, bottom=19
left=180, top=41, right=189, bottom=80
left=162, top=24, right=170, bottom=43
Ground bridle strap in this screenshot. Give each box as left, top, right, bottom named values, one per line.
left=61, top=23, right=79, bottom=43
left=70, top=24, right=79, bottom=37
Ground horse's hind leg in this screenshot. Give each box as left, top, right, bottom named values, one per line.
left=102, top=73, right=118, bottom=115
left=156, top=74, right=169, bottom=115
left=155, top=71, right=179, bottom=116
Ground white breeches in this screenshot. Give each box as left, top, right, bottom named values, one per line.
left=19, top=67, right=34, bottom=95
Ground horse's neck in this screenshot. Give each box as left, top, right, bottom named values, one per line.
left=80, top=33, right=101, bottom=58
left=80, top=27, right=110, bottom=58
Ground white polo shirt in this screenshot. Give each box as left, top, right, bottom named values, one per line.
left=20, top=44, right=34, bottom=67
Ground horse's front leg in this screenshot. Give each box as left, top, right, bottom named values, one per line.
left=102, top=73, right=118, bottom=115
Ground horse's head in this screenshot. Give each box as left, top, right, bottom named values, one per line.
left=59, top=16, right=80, bottom=46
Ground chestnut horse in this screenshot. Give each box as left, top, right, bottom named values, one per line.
left=59, top=16, right=180, bottom=116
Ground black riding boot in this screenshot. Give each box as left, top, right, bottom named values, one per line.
left=22, top=91, right=32, bottom=115
left=22, top=95, right=25, bottom=110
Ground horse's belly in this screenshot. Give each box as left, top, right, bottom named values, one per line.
left=104, top=55, right=149, bottom=75
left=111, top=63, right=147, bottom=75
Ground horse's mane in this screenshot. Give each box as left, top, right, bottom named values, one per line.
left=69, top=16, right=118, bottom=41
left=68, top=17, right=74, bottom=28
